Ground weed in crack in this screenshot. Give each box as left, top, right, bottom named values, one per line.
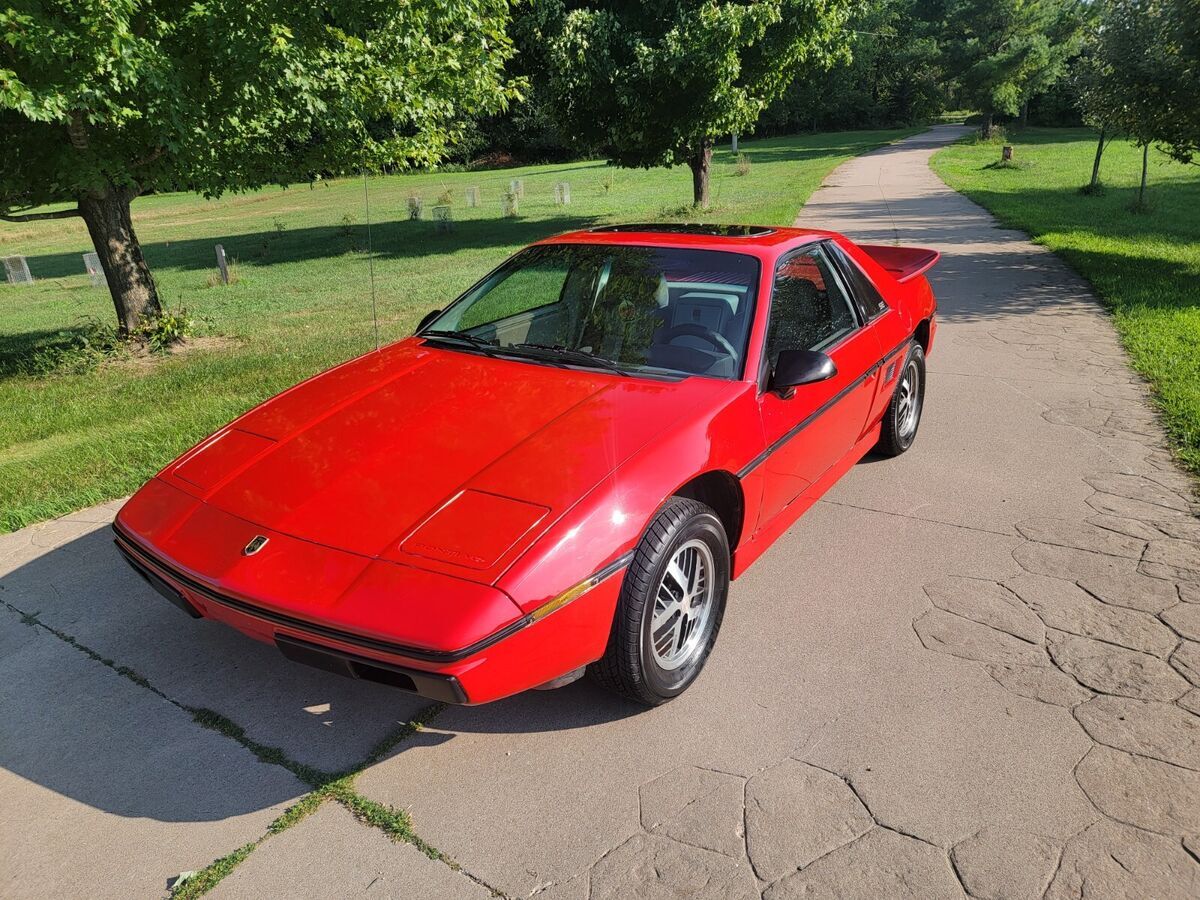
left=188, top=707, right=332, bottom=787
left=169, top=792, right=325, bottom=899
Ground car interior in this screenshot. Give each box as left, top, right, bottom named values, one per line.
left=437, top=244, right=869, bottom=382
left=450, top=248, right=759, bottom=379
left=764, top=250, right=857, bottom=368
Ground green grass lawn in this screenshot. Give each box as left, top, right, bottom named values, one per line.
left=932, top=128, right=1200, bottom=475
left=0, top=128, right=916, bottom=531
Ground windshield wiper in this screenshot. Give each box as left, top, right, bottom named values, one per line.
left=422, top=329, right=499, bottom=352
left=425, top=332, right=635, bottom=376
left=512, top=343, right=633, bottom=375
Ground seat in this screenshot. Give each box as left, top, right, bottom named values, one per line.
left=580, top=268, right=668, bottom=364
left=667, top=293, right=734, bottom=337
left=775, top=276, right=827, bottom=345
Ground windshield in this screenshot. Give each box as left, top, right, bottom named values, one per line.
left=424, top=243, right=760, bottom=379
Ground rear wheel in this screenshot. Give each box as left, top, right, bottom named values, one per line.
left=589, top=497, right=729, bottom=706
left=876, top=343, right=925, bottom=457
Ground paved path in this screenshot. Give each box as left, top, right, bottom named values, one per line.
left=2, top=126, right=1199, bottom=899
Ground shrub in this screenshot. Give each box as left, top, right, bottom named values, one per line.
left=976, top=125, right=1008, bottom=144
left=137, top=308, right=198, bottom=351
left=735, top=153, right=751, bottom=176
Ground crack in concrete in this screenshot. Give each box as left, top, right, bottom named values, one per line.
left=903, top=208, right=1200, bottom=892
left=818, top=497, right=1017, bottom=538
left=914, top=339, right=1200, bottom=891
left=0, top=596, right=499, bottom=899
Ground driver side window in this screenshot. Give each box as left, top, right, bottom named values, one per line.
left=764, top=245, right=858, bottom=370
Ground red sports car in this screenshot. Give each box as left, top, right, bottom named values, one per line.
left=114, top=224, right=937, bottom=706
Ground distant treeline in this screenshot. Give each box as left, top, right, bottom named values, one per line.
left=454, top=0, right=1094, bottom=165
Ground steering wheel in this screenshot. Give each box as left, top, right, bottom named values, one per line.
left=660, top=322, right=738, bottom=359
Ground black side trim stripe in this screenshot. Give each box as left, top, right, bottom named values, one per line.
left=112, top=523, right=631, bottom=664
left=592, top=551, right=635, bottom=584
left=737, top=337, right=913, bottom=480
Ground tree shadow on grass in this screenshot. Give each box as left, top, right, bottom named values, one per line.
left=734, top=132, right=929, bottom=167
left=18, top=214, right=603, bottom=280
left=947, top=181, right=1200, bottom=240
left=0, top=324, right=98, bottom=379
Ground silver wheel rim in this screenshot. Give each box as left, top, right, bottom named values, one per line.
left=650, top=539, right=715, bottom=671
left=896, top=360, right=921, bottom=440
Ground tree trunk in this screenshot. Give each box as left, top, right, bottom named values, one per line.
left=1138, top=142, right=1149, bottom=207
left=981, top=110, right=994, bottom=137
left=1019, top=100, right=1028, bottom=129
left=78, top=186, right=161, bottom=334
left=688, top=141, right=713, bottom=208
left=1089, top=126, right=1106, bottom=189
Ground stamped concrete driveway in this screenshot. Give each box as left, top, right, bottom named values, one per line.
left=3, top=126, right=1199, bottom=899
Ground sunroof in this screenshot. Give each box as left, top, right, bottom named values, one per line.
left=590, top=223, right=775, bottom=238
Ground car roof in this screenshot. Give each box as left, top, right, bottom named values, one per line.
left=537, top=224, right=837, bottom=256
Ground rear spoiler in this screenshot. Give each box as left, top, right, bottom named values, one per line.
left=858, top=244, right=940, bottom=284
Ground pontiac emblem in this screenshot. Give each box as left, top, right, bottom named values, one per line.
left=242, top=535, right=269, bottom=556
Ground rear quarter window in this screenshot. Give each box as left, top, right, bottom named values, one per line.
left=830, top=243, right=887, bottom=319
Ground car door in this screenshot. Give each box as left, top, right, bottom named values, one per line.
left=754, top=242, right=882, bottom=526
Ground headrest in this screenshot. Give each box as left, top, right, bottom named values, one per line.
left=655, top=275, right=670, bottom=308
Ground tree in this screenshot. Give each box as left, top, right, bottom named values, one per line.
left=541, top=0, right=853, bottom=207
left=1015, top=0, right=1088, bottom=127
left=0, top=0, right=517, bottom=334
left=939, top=0, right=1086, bottom=135
left=1072, top=33, right=1119, bottom=192
left=1078, top=0, right=1200, bottom=207
left=1170, top=0, right=1200, bottom=160
left=758, top=0, right=946, bottom=134
left=462, top=0, right=583, bottom=164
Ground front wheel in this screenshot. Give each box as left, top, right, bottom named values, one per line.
left=589, top=497, right=729, bottom=706
left=875, top=342, right=926, bottom=457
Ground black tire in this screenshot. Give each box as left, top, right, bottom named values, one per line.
left=875, top=342, right=926, bottom=457
left=589, top=497, right=729, bottom=706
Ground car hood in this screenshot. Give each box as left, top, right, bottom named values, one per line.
left=162, top=339, right=733, bottom=581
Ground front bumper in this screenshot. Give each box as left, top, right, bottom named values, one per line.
left=113, top=517, right=624, bottom=704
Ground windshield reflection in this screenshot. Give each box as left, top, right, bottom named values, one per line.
left=423, top=244, right=760, bottom=379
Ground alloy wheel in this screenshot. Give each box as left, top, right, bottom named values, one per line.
left=896, top=359, right=922, bottom=440
left=649, top=538, right=716, bottom=671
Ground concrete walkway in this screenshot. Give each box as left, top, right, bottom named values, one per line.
left=2, top=126, right=1198, bottom=899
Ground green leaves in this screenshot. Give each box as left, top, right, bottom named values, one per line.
left=940, top=0, right=1086, bottom=119
left=1079, top=0, right=1199, bottom=163
left=541, top=0, right=853, bottom=171
left=0, top=0, right=520, bottom=213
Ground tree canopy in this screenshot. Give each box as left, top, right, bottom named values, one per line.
left=1, top=0, right=518, bottom=330
left=540, top=0, right=854, bottom=206
left=1068, top=0, right=1198, bottom=202
left=1088, top=0, right=1198, bottom=162
left=939, top=0, right=1085, bottom=132
left=757, top=0, right=946, bottom=134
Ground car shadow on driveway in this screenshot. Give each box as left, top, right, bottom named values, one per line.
left=0, top=603, right=306, bottom=825
left=0, top=518, right=643, bottom=824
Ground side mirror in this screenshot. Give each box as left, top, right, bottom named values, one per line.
left=771, top=349, right=837, bottom=397
left=415, top=309, right=442, bottom=334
